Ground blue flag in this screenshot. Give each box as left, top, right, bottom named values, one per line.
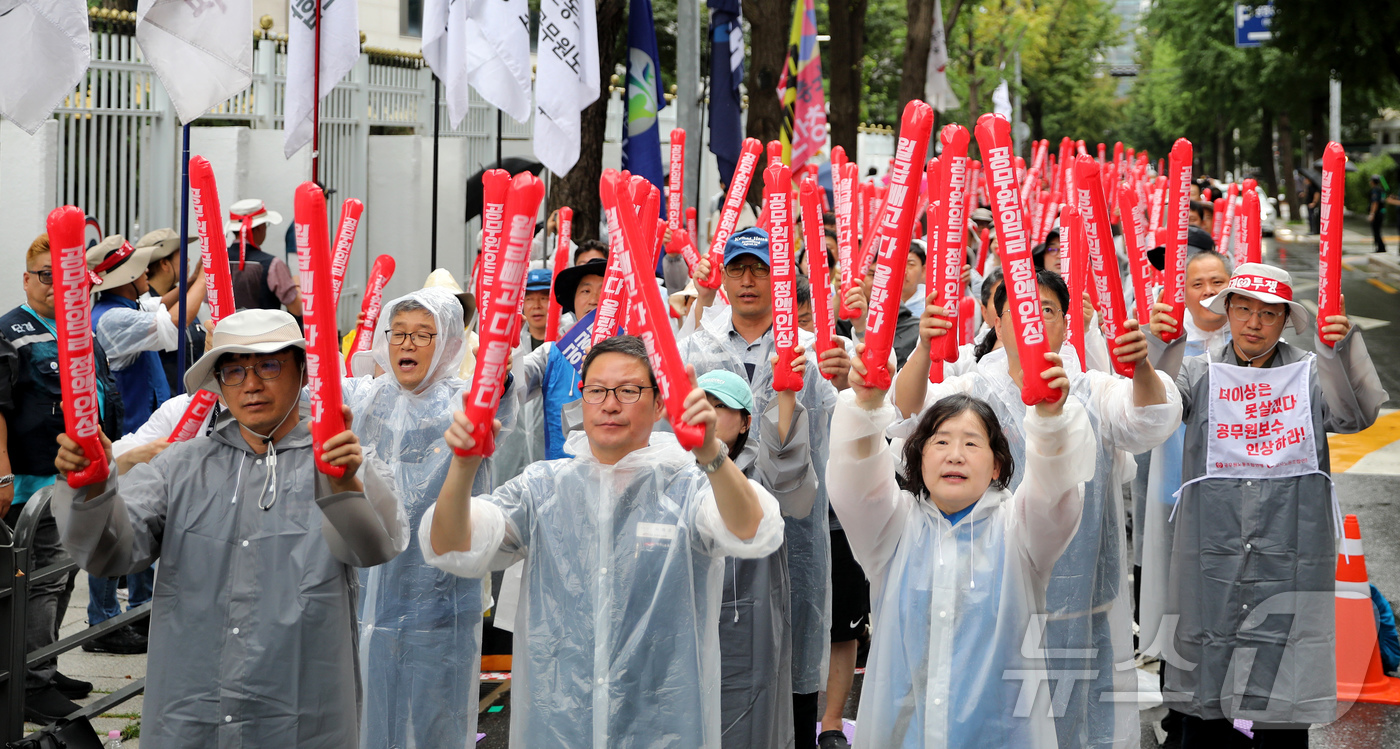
left=622, top=0, right=666, bottom=193
left=708, top=0, right=744, bottom=189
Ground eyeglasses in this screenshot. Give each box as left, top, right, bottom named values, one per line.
left=387, top=331, right=438, bottom=347
left=1039, top=304, right=1063, bottom=320
left=1228, top=304, right=1284, bottom=326
left=217, top=357, right=289, bottom=386
left=26, top=269, right=53, bottom=285
left=580, top=384, right=656, bottom=404
left=724, top=263, right=770, bottom=279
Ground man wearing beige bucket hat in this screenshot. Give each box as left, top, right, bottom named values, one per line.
left=225, top=198, right=302, bottom=315
left=135, top=228, right=209, bottom=394
left=1149, top=262, right=1388, bottom=743
left=52, top=308, right=406, bottom=748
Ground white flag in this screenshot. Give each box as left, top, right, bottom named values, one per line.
left=463, top=0, right=532, bottom=124
left=923, top=0, right=959, bottom=112
left=422, top=0, right=471, bottom=126
left=137, top=0, right=253, bottom=124
left=283, top=0, right=359, bottom=158
left=992, top=79, right=1012, bottom=118
left=533, top=0, right=599, bottom=176
left=0, top=0, right=88, bottom=134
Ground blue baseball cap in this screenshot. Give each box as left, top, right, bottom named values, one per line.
left=525, top=268, right=553, bottom=291
left=723, top=227, right=771, bottom=269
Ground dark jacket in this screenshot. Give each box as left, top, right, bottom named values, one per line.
left=0, top=305, right=123, bottom=478
left=230, top=243, right=284, bottom=311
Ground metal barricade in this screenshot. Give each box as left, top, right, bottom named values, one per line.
left=0, top=486, right=149, bottom=742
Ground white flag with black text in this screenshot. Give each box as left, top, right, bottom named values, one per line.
left=533, top=0, right=599, bottom=176
left=283, top=0, right=359, bottom=158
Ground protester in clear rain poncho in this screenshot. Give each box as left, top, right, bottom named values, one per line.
left=829, top=339, right=1096, bottom=748
left=678, top=228, right=852, bottom=746
left=696, top=367, right=817, bottom=749
left=51, top=309, right=406, bottom=748
left=421, top=335, right=785, bottom=749
left=1149, top=263, right=1387, bottom=743
left=891, top=270, right=1181, bottom=749
left=340, top=287, right=515, bottom=749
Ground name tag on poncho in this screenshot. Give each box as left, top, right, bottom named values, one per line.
left=557, top=309, right=597, bottom=374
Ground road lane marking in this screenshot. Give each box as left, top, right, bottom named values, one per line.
left=1331, top=410, right=1400, bottom=474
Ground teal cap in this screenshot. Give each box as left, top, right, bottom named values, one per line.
left=696, top=370, right=754, bottom=412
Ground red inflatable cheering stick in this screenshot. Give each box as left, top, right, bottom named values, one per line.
left=1159, top=138, right=1193, bottom=343
left=974, top=114, right=1060, bottom=405
left=835, top=161, right=861, bottom=319
left=702, top=138, right=763, bottom=289
left=766, top=163, right=803, bottom=392
left=168, top=390, right=219, bottom=443
left=188, top=156, right=237, bottom=324
left=1318, top=142, right=1347, bottom=347
left=1061, top=204, right=1088, bottom=372
left=458, top=173, right=544, bottom=457
left=594, top=172, right=636, bottom=343
left=48, top=207, right=110, bottom=488
left=931, top=124, right=971, bottom=366
left=1240, top=179, right=1261, bottom=265
left=668, top=130, right=686, bottom=232
left=544, top=207, right=573, bottom=343
left=476, top=169, right=511, bottom=312
left=294, top=183, right=347, bottom=478
left=344, top=255, right=397, bottom=373
left=600, top=174, right=708, bottom=451
left=859, top=100, right=934, bottom=390
left=800, top=176, right=835, bottom=378
left=1075, top=156, right=1134, bottom=378
left=1119, top=183, right=1153, bottom=328
left=329, top=198, right=363, bottom=307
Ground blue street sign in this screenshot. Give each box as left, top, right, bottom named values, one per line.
left=1234, top=3, right=1274, bottom=48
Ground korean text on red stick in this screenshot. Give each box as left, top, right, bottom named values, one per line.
left=1076, top=156, right=1134, bottom=378
left=329, top=198, right=363, bottom=307
left=1120, top=183, right=1153, bottom=327
left=974, top=113, right=1059, bottom=405
left=668, top=129, right=686, bottom=231
left=924, top=157, right=943, bottom=310
left=800, top=176, right=835, bottom=375
left=666, top=229, right=704, bottom=275
left=48, top=206, right=110, bottom=488
left=294, top=183, right=347, bottom=478
left=931, top=124, right=971, bottom=366
left=593, top=174, right=635, bottom=344
left=476, top=169, right=510, bottom=312
left=604, top=172, right=707, bottom=450
left=1222, top=182, right=1239, bottom=257
left=1061, top=204, right=1088, bottom=371
left=458, top=173, right=544, bottom=457
left=702, top=138, right=763, bottom=289
left=188, top=157, right=237, bottom=323
left=544, top=207, right=573, bottom=343
left=1318, top=142, right=1347, bottom=347
left=835, top=161, right=860, bottom=319
left=345, top=255, right=397, bottom=372
left=859, top=100, right=934, bottom=390
left=168, top=390, right=219, bottom=443
left=766, top=163, right=803, bottom=392
left=1160, top=138, right=1192, bottom=343
left=1240, top=179, right=1261, bottom=265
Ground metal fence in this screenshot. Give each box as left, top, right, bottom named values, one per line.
left=0, top=487, right=152, bottom=744
left=54, top=10, right=505, bottom=244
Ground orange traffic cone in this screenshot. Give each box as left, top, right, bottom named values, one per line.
left=1335, top=514, right=1400, bottom=705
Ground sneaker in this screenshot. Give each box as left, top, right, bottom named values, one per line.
left=81, top=625, right=148, bottom=655
left=52, top=672, right=92, bottom=700
left=23, top=686, right=79, bottom=725
left=818, top=729, right=851, bottom=749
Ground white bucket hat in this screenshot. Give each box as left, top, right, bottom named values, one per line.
left=87, top=235, right=156, bottom=292
left=183, top=309, right=306, bottom=394
left=1203, top=262, right=1311, bottom=334
left=134, top=228, right=198, bottom=262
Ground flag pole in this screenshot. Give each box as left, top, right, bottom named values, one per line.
left=176, top=123, right=191, bottom=394
left=311, top=0, right=323, bottom=182
left=431, top=75, right=441, bottom=268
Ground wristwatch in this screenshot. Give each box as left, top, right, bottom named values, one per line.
left=0, top=475, right=13, bottom=488
left=696, top=450, right=726, bottom=475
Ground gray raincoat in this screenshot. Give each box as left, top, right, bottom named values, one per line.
left=721, top=399, right=817, bottom=748
left=342, top=287, right=514, bottom=748
left=419, top=430, right=786, bottom=749
left=1160, top=328, right=1386, bottom=723
left=676, top=306, right=839, bottom=694
left=52, top=414, right=406, bottom=748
